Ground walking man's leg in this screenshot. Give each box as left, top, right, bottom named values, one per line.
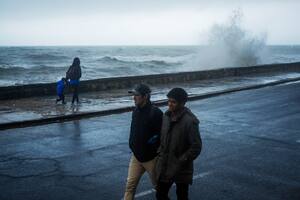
left=124, top=155, right=145, bottom=200
left=176, top=183, right=189, bottom=200
left=156, top=181, right=173, bottom=200
left=142, top=157, right=157, bottom=188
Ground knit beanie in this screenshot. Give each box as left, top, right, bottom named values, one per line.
left=167, top=88, right=188, bottom=103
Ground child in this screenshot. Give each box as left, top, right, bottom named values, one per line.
left=56, top=77, right=67, bottom=104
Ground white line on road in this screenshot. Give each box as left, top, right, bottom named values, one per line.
left=135, top=189, right=156, bottom=198
left=120, top=171, right=213, bottom=199
left=192, top=171, right=213, bottom=180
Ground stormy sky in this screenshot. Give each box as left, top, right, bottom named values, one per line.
left=0, top=0, right=299, bottom=45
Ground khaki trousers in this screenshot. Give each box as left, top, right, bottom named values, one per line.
left=124, top=155, right=157, bottom=200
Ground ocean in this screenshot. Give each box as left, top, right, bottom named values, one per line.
left=0, top=45, right=300, bottom=86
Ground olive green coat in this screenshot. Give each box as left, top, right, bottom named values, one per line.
left=155, top=107, right=202, bottom=184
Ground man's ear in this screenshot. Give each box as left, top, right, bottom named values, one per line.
left=180, top=102, right=186, bottom=107
left=144, top=94, right=149, bottom=100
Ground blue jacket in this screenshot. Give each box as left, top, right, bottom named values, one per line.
left=69, top=79, right=80, bottom=85
left=56, top=80, right=65, bottom=96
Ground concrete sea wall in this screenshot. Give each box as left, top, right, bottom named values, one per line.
left=1, top=62, right=300, bottom=100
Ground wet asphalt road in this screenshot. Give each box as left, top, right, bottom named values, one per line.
left=0, top=82, right=300, bottom=200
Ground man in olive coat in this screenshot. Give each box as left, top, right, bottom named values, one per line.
left=155, top=88, right=202, bottom=200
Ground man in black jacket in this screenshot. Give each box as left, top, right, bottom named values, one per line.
left=124, top=84, right=163, bottom=200
left=155, top=88, right=202, bottom=200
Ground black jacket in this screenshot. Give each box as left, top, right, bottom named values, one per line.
left=129, top=101, right=163, bottom=162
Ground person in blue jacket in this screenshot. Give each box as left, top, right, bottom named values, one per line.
left=56, top=77, right=67, bottom=104
left=66, top=57, right=82, bottom=104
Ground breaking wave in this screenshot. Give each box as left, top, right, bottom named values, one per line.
left=187, top=9, right=267, bottom=70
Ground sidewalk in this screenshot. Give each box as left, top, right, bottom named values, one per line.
left=1, top=71, right=300, bottom=129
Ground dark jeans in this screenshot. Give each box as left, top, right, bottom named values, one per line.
left=71, top=84, right=79, bottom=104
left=56, top=94, right=65, bottom=103
left=156, top=181, right=189, bottom=200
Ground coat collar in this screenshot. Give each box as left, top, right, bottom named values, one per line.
left=165, top=107, right=187, bottom=122
left=137, top=101, right=152, bottom=112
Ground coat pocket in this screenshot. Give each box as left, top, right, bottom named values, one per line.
left=165, top=154, right=182, bottom=179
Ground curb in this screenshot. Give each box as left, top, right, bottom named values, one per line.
left=1, top=77, right=300, bottom=130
